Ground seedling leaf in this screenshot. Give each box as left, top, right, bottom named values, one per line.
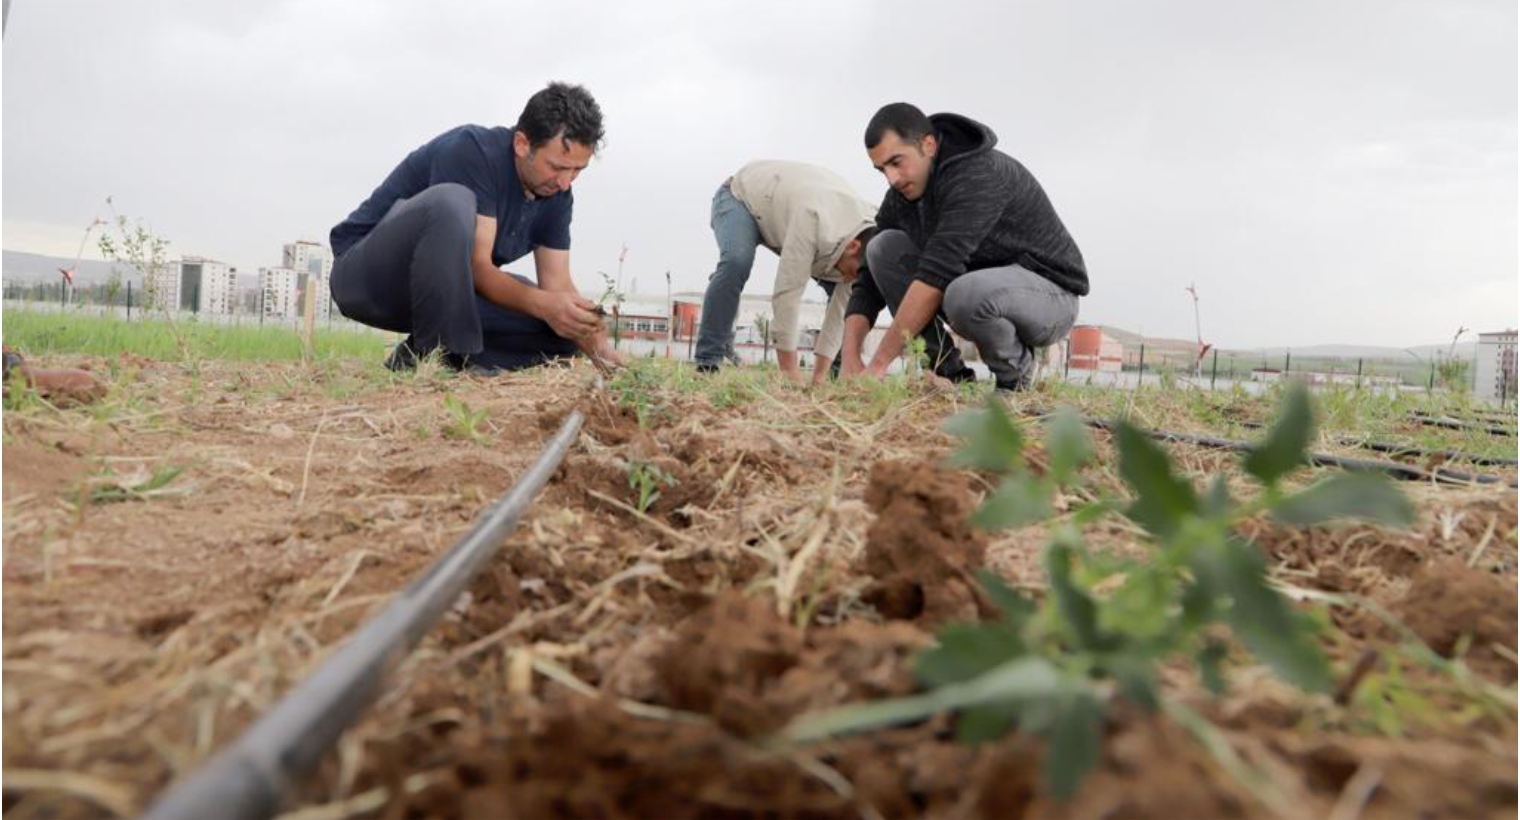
left=1115, top=422, right=1197, bottom=538
left=1243, top=384, right=1313, bottom=486
left=973, top=475, right=1050, bottom=529
left=944, top=396, right=1024, bottom=473
left=1272, top=472, right=1416, bottom=527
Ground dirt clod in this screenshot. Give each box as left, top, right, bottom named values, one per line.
left=1393, top=558, right=1517, bottom=681
left=860, top=458, right=988, bottom=624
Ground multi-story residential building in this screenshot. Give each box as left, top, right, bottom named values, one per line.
left=149, top=256, right=235, bottom=315
left=283, top=240, right=334, bottom=320
left=259, top=266, right=300, bottom=319
left=1476, top=329, right=1517, bottom=404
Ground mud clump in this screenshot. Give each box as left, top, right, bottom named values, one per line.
left=1393, top=558, right=1517, bottom=681
left=859, top=458, right=988, bottom=625
left=653, top=592, right=803, bottom=736
left=427, top=699, right=849, bottom=820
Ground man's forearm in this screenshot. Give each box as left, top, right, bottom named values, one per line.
left=473, top=263, right=543, bottom=317
left=842, top=314, right=871, bottom=365
left=776, top=349, right=801, bottom=377
left=868, top=281, right=943, bottom=373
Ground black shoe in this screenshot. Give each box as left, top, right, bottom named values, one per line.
left=939, top=365, right=977, bottom=384
left=385, top=338, right=422, bottom=372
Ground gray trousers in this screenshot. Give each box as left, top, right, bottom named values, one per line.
left=869, top=230, right=1078, bottom=386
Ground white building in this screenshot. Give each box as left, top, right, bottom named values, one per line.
left=260, top=267, right=300, bottom=319
left=1475, top=329, right=1517, bottom=404
left=283, top=241, right=334, bottom=320
left=149, top=257, right=236, bottom=315
left=144, top=260, right=181, bottom=312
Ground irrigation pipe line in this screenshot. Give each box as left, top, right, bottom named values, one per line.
left=1084, top=419, right=1516, bottom=488
left=1409, top=412, right=1515, bottom=438
left=138, top=409, right=585, bottom=820
left=1337, top=438, right=1517, bottom=468
left=1235, top=422, right=1517, bottom=467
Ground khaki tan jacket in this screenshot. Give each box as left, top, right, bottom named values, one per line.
left=729, top=161, right=876, bottom=358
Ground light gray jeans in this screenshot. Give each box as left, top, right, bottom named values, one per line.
left=943, top=260, right=1079, bottom=387
left=867, top=230, right=1079, bottom=387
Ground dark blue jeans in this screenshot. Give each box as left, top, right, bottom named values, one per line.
left=694, top=181, right=761, bottom=367
left=330, top=183, right=578, bottom=371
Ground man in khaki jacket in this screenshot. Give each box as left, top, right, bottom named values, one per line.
left=694, top=161, right=876, bottom=384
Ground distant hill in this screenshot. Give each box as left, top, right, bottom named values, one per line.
left=3, top=249, right=260, bottom=289
left=3, top=249, right=136, bottom=287
left=1225, top=342, right=1480, bottom=361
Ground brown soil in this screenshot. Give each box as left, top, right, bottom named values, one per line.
left=860, top=457, right=990, bottom=625
left=1392, top=558, right=1517, bottom=681
left=4, top=357, right=1516, bottom=820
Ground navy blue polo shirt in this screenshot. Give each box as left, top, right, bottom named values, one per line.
left=329, top=125, right=573, bottom=266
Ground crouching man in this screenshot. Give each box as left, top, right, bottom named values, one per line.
left=694, top=161, right=876, bottom=384
left=328, top=82, right=623, bottom=374
left=841, top=103, right=1089, bottom=391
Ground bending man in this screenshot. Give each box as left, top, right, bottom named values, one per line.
left=694, top=161, right=876, bottom=384
left=329, top=82, right=622, bottom=373
left=842, top=103, right=1089, bottom=391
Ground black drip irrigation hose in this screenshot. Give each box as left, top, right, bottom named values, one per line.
left=138, top=410, right=585, bottom=820
left=1235, top=421, right=1517, bottom=467
left=1339, top=438, right=1517, bottom=468
left=1085, top=419, right=1517, bottom=488
left=1409, top=412, right=1516, bottom=438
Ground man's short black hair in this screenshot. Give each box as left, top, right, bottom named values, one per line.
left=864, top=103, right=932, bottom=149
left=517, top=82, right=605, bottom=151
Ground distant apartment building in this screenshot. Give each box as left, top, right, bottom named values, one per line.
left=259, top=266, right=300, bottom=319
left=148, top=257, right=236, bottom=315
left=283, top=240, right=334, bottom=320
left=1475, top=329, right=1517, bottom=404
left=259, top=241, right=335, bottom=320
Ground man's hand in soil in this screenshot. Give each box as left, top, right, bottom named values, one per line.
left=534, top=289, right=602, bottom=342
left=776, top=349, right=806, bottom=384
left=583, top=336, right=627, bottom=376
left=839, top=315, right=871, bottom=379
left=809, top=353, right=834, bottom=386
left=866, top=281, right=942, bottom=378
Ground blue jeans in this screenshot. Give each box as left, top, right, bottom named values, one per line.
left=694, top=181, right=761, bottom=366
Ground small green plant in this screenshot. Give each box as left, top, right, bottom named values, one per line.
left=782, top=385, right=1415, bottom=800
left=78, top=465, right=186, bottom=505
left=441, top=394, right=489, bottom=443
left=627, top=460, right=676, bottom=514
left=903, top=333, right=930, bottom=378
left=608, top=363, right=672, bottom=428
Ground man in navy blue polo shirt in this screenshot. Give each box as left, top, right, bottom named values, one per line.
left=329, top=82, right=622, bottom=373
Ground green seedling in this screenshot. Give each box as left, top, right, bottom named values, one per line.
left=781, top=384, right=1415, bottom=801
left=609, top=364, right=672, bottom=428
left=441, top=394, right=489, bottom=443
left=627, top=460, right=676, bottom=514
left=79, top=465, right=186, bottom=505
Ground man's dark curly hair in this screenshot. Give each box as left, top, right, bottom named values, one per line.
left=516, top=81, right=605, bottom=152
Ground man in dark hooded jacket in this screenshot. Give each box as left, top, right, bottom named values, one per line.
left=841, top=103, right=1089, bottom=390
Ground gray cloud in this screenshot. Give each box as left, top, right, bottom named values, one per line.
left=4, top=0, right=1514, bottom=347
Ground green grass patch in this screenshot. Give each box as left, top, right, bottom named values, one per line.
left=2, top=308, right=395, bottom=362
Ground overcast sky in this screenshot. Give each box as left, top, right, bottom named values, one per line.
left=3, top=0, right=1515, bottom=348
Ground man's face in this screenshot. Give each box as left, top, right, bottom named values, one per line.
left=868, top=130, right=937, bottom=202
left=834, top=238, right=864, bottom=282
left=514, top=130, right=594, bottom=198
